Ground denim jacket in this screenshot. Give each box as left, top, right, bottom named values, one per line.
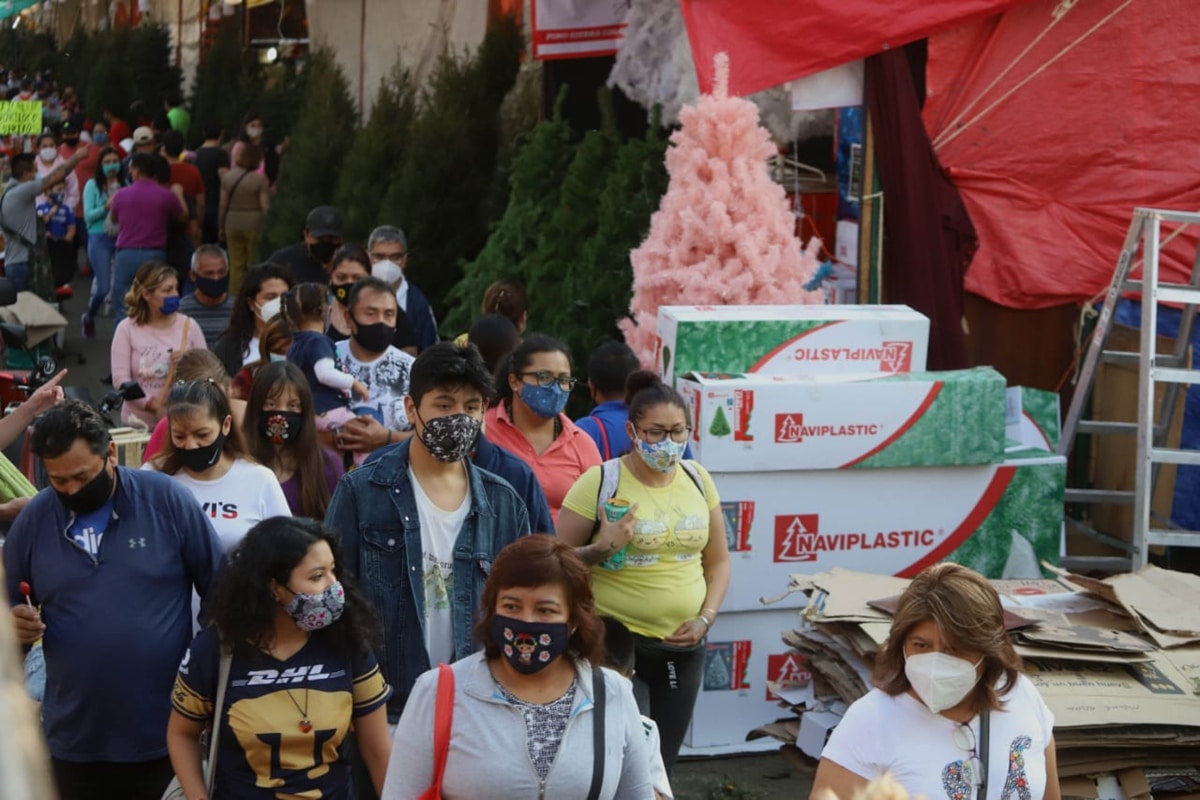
left=324, top=439, right=532, bottom=720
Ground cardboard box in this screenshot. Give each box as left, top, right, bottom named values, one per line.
left=716, top=447, right=1067, bottom=612
left=678, top=367, right=1006, bottom=471
left=655, top=305, right=929, bottom=381
left=685, top=608, right=807, bottom=749
left=1006, top=386, right=1062, bottom=451
left=824, top=262, right=858, bottom=306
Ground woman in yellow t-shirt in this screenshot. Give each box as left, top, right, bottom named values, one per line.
left=558, top=370, right=731, bottom=775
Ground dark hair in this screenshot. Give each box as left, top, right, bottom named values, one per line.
left=150, top=153, right=171, bottom=185
left=10, top=153, right=35, bottom=180
left=347, top=277, right=396, bottom=315
left=165, top=90, right=183, bottom=108
left=243, top=361, right=333, bottom=519
left=202, top=120, right=222, bottom=141
left=601, top=617, right=635, bottom=676
left=154, top=378, right=247, bottom=476
left=238, top=111, right=263, bottom=143
left=208, top=517, right=378, bottom=655
left=37, top=131, right=56, bottom=149
left=409, top=341, right=494, bottom=407
left=481, top=280, right=527, bottom=328
left=222, top=262, right=293, bottom=348
left=467, top=313, right=519, bottom=376
left=284, top=282, right=328, bottom=327
left=30, top=400, right=112, bottom=459
left=329, top=245, right=370, bottom=280
left=161, top=128, right=185, bottom=158
left=96, top=146, right=125, bottom=184
left=588, top=341, right=640, bottom=398
left=474, top=535, right=606, bottom=666
left=495, top=334, right=571, bottom=405
left=625, top=370, right=688, bottom=427
left=128, top=151, right=158, bottom=179
left=873, top=563, right=1022, bottom=714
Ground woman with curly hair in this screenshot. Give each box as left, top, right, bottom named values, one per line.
left=167, top=517, right=393, bottom=799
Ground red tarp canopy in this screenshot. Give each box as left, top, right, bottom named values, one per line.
left=925, top=0, right=1200, bottom=308
left=678, top=0, right=1027, bottom=96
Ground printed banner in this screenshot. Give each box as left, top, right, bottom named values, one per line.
left=532, top=0, right=629, bottom=60
left=0, top=101, right=42, bottom=135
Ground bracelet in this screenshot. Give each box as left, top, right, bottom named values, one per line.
left=702, top=607, right=718, bottom=617
left=695, top=615, right=712, bottom=629
left=385, top=429, right=394, bottom=445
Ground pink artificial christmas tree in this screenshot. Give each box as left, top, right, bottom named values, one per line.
left=621, top=52, right=824, bottom=365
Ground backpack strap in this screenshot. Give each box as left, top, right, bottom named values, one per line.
left=595, top=419, right=612, bottom=461
left=592, top=458, right=622, bottom=532
left=678, top=459, right=708, bottom=503
left=586, top=667, right=606, bottom=800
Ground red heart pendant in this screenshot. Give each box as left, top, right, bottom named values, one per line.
left=299, top=720, right=313, bottom=733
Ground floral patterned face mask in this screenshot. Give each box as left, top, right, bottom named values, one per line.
left=490, top=614, right=570, bottom=675
left=285, top=581, right=345, bottom=632
left=633, top=436, right=686, bottom=473
left=416, top=411, right=481, bottom=463
left=260, top=410, right=303, bottom=444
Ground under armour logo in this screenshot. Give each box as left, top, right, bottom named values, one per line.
left=129, top=538, right=146, bottom=549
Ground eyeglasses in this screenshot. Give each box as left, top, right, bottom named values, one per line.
left=952, top=722, right=985, bottom=792
left=520, top=371, right=577, bottom=391
left=635, top=426, right=691, bottom=444
left=370, top=250, right=406, bottom=262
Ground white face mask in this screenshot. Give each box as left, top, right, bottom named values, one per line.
left=905, top=651, right=982, bottom=713
left=246, top=125, right=263, bottom=139
left=371, top=259, right=403, bottom=286
left=39, top=147, right=57, bottom=163
left=257, top=296, right=283, bottom=323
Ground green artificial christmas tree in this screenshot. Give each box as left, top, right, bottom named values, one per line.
left=128, top=24, right=182, bottom=118
left=188, top=24, right=256, bottom=147
left=56, top=28, right=94, bottom=103
left=709, top=405, right=732, bottom=438
left=85, top=28, right=134, bottom=123
left=258, top=48, right=357, bottom=256
left=443, top=87, right=577, bottom=334
left=380, top=14, right=522, bottom=314
left=334, top=61, right=417, bottom=243
left=528, top=88, right=621, bottom=360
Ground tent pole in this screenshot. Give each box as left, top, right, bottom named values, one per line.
left=858, top=106, right=883, bottom=303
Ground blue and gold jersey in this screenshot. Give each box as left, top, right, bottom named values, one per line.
left=173, top=627, right=391, bottom=799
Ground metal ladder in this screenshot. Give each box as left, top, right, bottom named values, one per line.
left=1059, top=208, right=1200, bottom=571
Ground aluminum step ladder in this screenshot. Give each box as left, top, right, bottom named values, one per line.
left=1058, top=208, right=1200, bottom=571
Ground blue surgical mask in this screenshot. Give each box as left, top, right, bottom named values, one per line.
left=93, top=132, right=110, bottom=145
left=519, top=382, right=568, bottom=419
left=102, top=162, right=120, bottom=177
left=268, top=353, right=287, bottom=363
left=161, top=295, right=181, bottom=315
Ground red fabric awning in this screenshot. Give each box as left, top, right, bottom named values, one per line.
left=678, top=0, right=1027, bottom=96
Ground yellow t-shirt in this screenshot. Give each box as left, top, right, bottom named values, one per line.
left=561, top=459, right=720, bottom=639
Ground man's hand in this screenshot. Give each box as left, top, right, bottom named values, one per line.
left=25, top=369, right=66, bottom=416
left=12, top=604, right=44, bottom=645
left=0, top=496, right=30, bottom=520
left=338, top=416, right=389, bottom=453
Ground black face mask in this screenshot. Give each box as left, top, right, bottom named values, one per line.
left=331, top=283, right=353, bottom=307
left=178, top=433, right=225, bottom=473
left=309, top=241, right=339, bottom=265
left=57, top=461, right=115, bottom=515
left=193, top=273, right=229, bottom=298
left=351, top=320, right=394, bottom=353
left=259, top=410, right=303, bottom=444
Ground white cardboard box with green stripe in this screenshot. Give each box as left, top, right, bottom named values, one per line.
left=676, top=367, right=1006, bottom=472
left=655, top=304, right=930, bottom=381
left=714, top=445, right=1066, bottom=612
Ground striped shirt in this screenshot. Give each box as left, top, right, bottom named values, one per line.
left=178, top=293, right=234, bottom=347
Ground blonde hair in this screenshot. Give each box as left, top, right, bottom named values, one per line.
left=873, top=563, right=1021, bottom=713
left=124, top=260, right=178, bottom=325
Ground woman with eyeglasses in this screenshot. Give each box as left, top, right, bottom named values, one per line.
left=810, top=563, right=1061, bottom=800
left=485, top=334, right=602, bottom=526
left=556, top=370, right=730, bottom=777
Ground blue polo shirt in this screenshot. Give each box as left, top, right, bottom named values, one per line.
left=575, top=401, right=694, bottom=461
left=3, top=467, right=223, bottom=762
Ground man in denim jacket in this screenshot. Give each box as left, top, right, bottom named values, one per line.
left=325, top=341, right=532, bottom=721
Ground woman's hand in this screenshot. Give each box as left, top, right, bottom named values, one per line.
left=592, top=500, right=638, bottom=555
left=664, top=617, right=709, bottom=648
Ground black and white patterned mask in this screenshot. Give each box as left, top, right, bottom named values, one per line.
left=416, top=411, right=481, bottom=463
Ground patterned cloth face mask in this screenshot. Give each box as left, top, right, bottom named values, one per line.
left=285, top=581, right=345, bottom=632
left=519, top=383, right=568, bottom=419
left=490, top=614, right=570, bottom=675
left=416, top=411, right=481, bottom=463
left=633, top=436, right=686, bottom=473
left=260, top=410, right=303, bottom=444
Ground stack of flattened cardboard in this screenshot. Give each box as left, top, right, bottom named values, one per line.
left=750, top=565, right=1200, bottom=798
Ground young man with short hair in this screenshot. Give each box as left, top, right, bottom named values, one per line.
left=576, top=340, right=645, bottom=460
left=325, top=342, right=532, bottom=719
left=1, top=147, right=88, bottom=292
left=5, top=400, right=223, bottom=800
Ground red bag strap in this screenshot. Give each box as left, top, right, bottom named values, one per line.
left=429, top=663, right=455, bottom=795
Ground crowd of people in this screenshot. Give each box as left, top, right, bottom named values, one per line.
left=1, top=92, right=1060, bottom=800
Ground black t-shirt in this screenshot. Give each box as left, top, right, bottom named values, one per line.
left=193, top=146, right=230, bottom=213
left=268, top=242, right=328, bottom=286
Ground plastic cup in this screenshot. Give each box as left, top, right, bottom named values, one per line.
left=604, top=498, right=632, bottom=523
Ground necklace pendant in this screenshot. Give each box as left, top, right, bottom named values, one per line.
left=299, top=719, right=313, bottom=733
